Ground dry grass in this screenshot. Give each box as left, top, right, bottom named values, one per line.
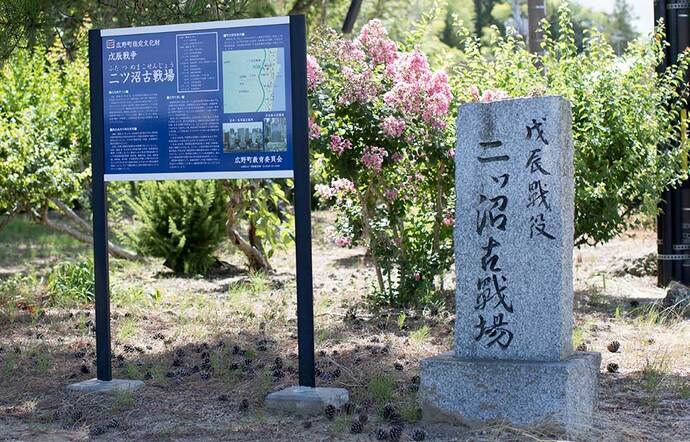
left=0, top=216, right=688, bottom=441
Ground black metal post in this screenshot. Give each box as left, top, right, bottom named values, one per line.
left=527, top=0, right=546, bottom=54
left=88, top=29, right=112, bottom=381
left=289, top=15, right=316, bottom=388
left=656, top=0, right=690, bottom=286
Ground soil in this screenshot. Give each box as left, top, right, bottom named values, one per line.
left=0, top=213, right=688, bottom=441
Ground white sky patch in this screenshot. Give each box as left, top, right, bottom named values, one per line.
left=572, top=0, right=654, bottom=35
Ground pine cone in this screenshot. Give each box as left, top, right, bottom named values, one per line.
left=376, top=428, right=389, bottom=440
left=324, top=404, right=336, bottom=420
left=607, top=340, right=620, bottom=353
left=412, top=428, right=427, bottom=441
left=382, top=403, right=396, bottom=420
left=350, top=420, right=363, bottom=434
left=606, top=362, right=619, bottom=373
left=389, top=425, right=402, bottom=442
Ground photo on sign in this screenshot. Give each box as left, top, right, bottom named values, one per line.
left=223, top=121, right=264, bottom=152
left=263, top=116, right=287, bottom=152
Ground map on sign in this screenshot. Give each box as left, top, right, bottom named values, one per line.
left=222, top=48, right=286, bottom=113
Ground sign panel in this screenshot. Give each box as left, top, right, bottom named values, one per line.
left=100, top=17, right=293, bottom=181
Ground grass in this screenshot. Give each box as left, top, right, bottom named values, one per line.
left=112, top=390, right=135, bottom=411
left=409, top=325, right=430, bottom=343
left=369, top=372, right=395, bottom=404
left=0, top=217, right=86, bottom=267
left=0, top=214, right=688, bottom=440
left=116, top=317, right=138, bottom=341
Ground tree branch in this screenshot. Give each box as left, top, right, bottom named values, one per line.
left=32, top=208, right=138, bottom=261
left=50, top=198, right=92, bottom=233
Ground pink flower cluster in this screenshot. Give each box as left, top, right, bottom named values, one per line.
left=354, top=19, right=398, bottom=66
left=329, top=135, right=353, bottom=156
left=335, top=236, right=352, bottom=247
left=384, top=189, right=398, bottom=201
left=315, top=184, right=333, bottom=200
left=380, top=116, right=405, bottom=138
left=361, top=146, right=388, bottom=173
left=331, top=178, right=355, bottom=193
left=469, top=85, right=509, bottom=103
left=315, top=178, right=356, bottom=201
left=338, top=66, right=378, bottom=105
left=307, top=55, right=324, bottom=91
left=383, top=50, right=452, bottom=130
left=308, top=117, right=321, bottom=140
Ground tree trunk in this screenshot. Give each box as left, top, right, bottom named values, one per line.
left=355, top=186, right=386, bottom=293
left=224, top=181, right=272, bottom=271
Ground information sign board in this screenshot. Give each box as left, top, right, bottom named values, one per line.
left=100, top=17, right=294, bottom=181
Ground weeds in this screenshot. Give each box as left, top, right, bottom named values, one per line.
left=47, top=260, right=94, bottom=307
left=397, top=312, right=407, bottom=330
left=409, top=325, right=430, bottom=343
left=0, top=274, right=42, bottom=322
left=112, top=390, right=134, bottom=411
left=369, top=372, right=395, bottom=404
left=633, top=304, right=681, bottom=327
left=641, top=355, right=670, bottom=393
left=329, top=415, right=350, bottom=434
left=572, top=324, right=585, bottom=350
left=35, top=352, right=51, bottom=374
left=116, top=317, right=138, bottom=341
left=2, top=351, right=17, bottom=377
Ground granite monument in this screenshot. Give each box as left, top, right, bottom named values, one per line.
left=419, top=96, right=600, bottom=435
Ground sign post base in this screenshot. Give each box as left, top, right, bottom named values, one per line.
left=265, top=386, right=349, bottom=415
left=67, top=378, right=144, bottom=393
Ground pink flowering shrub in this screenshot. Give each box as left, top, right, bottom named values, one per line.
left=308, top=20, right=457, bottom=307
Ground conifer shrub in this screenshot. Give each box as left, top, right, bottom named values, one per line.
left=127, top=180, right=226, bottom=274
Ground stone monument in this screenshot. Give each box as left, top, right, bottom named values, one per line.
left=419, top=96, right=600, bottom=434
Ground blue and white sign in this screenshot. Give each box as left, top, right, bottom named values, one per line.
left=100, top=17, right=294, bottom=181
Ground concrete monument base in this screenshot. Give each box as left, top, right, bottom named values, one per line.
left=265, top=386, right=349, bottom=415
left=67, top=378, right=144, bottom=393
left=419, top=351, right=600, bottom=435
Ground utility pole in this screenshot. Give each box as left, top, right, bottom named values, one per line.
left=527, top=0, right=545, bottom=54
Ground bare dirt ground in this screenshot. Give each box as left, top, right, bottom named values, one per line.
left=0, top=213, right=688, bottom=441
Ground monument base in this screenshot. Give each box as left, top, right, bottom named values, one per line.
left=265, top=386, right=349, bottom=415
left=419, top=351, right=600, bottom=436
left=67, top=378, right=144, bottom=393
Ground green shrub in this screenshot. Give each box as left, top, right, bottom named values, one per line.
left=0, top=274, right=42, bottom=320
left=127, top=180, right=227, bottom=274
left=449, top=6, right=690, bottom=246
left=47, top=260, right=94, bottom=306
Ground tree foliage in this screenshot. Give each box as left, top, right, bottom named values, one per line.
left=309, top=7, right=689, bottom=308
left=450, top=6, right=690, bottom=245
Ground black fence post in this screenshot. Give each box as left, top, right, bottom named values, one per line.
left=289, top=15, right=316, bottom=388
left=88, top=29, right=113, bottom=381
